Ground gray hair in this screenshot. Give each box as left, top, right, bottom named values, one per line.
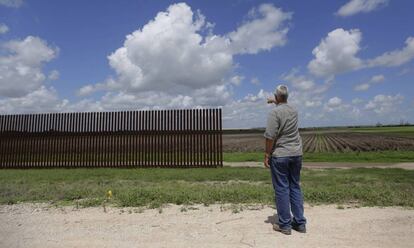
left=275, top=84, right=288, bottom=101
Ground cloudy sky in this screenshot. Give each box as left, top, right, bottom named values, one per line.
left=0, top=0, right=413, bottom=128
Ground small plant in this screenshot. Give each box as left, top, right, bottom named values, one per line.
left=103, top=189, right=113, bottom=213
left=106, top=190, right=113, bottom=199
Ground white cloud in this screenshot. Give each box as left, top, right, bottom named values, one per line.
left=250, top=77, right=260, bottom=85
left=282, top=69, right=333, bottom=94
left=281, top=70, right=333, bottom=117
left=72, top=88, right=270, bottom=128
left=367, top=37, right=414, bottom=67
left=327, top=97, right=342, bottom=108
left=242, top=89, right=266, bottom=102
left=109, top=3, right=230, bottom=93
left=0, top=36, right=58, bottom=98
left=283, top=71, right=316, bottom=91
left=0, top=35, right=65, bottom=115
left=81, top=2, right=291, bottom=95
left=364, top=94, right=404, bottom=114
left=352, top=98, right=364, bottom=104
left=79, top=3, right=230, bottom=96
left=222, top=89, right=273, bottom=128
left=48, top=70, right=59, bottom=80
left=304, top=100, right=322, bottom=108
left=323, top=97, right=355, bottom=118
left=77, top=85, right=94, bottom=96
left=75, top=84, right=233, bottom=113
left=285, top=91, right=410, bottom=127
left=337, top=0, right=388, bottom=17
left=227, top=3, right=292, bottom=54
left=0, top=23, right=9, bottom=34
left=354, top=74, right=385, bottom=91
left=308, top=28, right=363, bottom=78
left=0, top=86, right=68, bottom=114
left=78, top=2, right=291, bottom=114
left=309, top=28, right=414, bottom=78
left=230, top=75, right=244, bottom=86
left=354, top=83, right=370, bottom=91
left=0, top=0, right=22, bottom=8
left=370, top=74, right=385, bottom=83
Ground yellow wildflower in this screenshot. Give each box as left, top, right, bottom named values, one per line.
left=106, top=190, right=112, bottom=199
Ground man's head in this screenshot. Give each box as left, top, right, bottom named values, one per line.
left=274, top=84, right=289, bottom=103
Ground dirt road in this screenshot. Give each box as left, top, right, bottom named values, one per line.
left=1, top=203, right=413, bottom=248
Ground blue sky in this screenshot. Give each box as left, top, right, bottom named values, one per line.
left=0, top=0, right=413, bottom=128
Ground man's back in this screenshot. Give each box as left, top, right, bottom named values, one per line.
left=264, top=103, right=302, bottom=157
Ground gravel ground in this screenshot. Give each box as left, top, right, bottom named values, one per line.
left=1, top=203, right=413, bottom=248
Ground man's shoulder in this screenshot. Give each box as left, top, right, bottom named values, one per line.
left=288, top=103, right=299, bottom=111
left=274, top=103, right=297, bottom=112
left=268, top=106, right=281, bottom=116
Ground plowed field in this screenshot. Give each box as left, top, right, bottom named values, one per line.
left=223, top=131, right=414, bottom=153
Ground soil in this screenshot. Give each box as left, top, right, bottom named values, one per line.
left=1, top=203, right=413, bottom=248
left=223, top=132, right=414, bottom=153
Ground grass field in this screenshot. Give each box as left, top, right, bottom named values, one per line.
left=223, top=151, right=414, bottom=163
left=1, top=167, right=413, bottom=208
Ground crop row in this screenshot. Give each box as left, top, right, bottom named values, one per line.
left=302, top=133, right=414, bottom=153
left=222, top=132, right=414, bottom=153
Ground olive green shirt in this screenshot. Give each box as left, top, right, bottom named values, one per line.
left=264, top=103, right=303, bottom=157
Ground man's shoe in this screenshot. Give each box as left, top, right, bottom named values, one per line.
left=292, top=224, right=306, bottom=233
left=272, top=224, right=291, bottom=235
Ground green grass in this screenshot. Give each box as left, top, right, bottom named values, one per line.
left=0, top=167, right=413, bottom=208
left=224, top=151, right=414, bottom=163
left=304, top=151, right=414, bottom=162
left=224, top=152, right=264, bottom=162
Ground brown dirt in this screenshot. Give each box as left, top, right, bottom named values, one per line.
left=1, top=203, right=413, bottom=248
left=223, top=132, right=414, bottom=153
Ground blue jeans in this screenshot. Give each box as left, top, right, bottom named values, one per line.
left=270, top=156, right=307, bottom=230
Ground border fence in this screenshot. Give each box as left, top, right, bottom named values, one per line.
left=0, top=108, right=223, bottom=168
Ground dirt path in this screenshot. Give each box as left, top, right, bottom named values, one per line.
left=1, top=203, right=413, bottom=248
left=224, top=162, right=414, bottom=170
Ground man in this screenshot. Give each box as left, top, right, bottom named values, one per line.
left=264, top=84, right=307, bottom=235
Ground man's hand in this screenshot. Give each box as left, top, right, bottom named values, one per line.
left=267, top=97, right=276, bottom=104
left=264, top=153, right=270, bottom=168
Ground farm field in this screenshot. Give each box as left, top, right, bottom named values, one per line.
left=349, top=126, right=414, bottom=136
left=223, top=126, right=414, bottom=162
